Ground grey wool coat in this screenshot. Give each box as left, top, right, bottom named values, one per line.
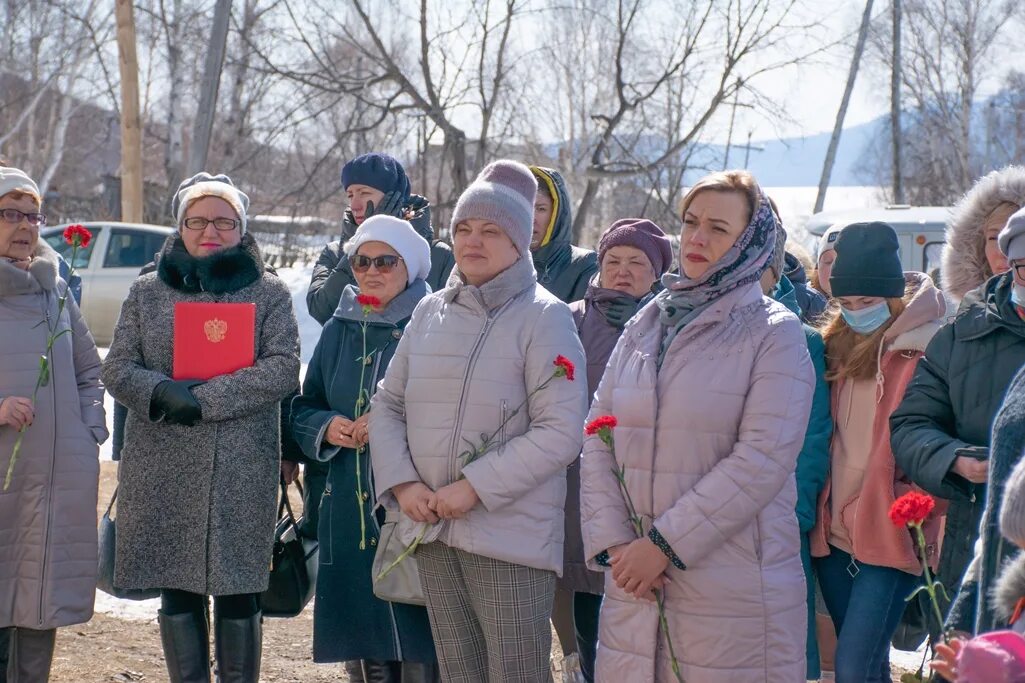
left=0, top=242, right=108, bottom=629
left=102, top=233, right=300, bottom=595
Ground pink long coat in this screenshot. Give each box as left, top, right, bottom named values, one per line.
left=581, top=282, right=815, bottom=682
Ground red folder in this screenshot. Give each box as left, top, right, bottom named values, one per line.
left=173, top=302, right=256, bottom=380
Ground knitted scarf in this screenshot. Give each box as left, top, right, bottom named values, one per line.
left=656, top=188, right=778, bottom=358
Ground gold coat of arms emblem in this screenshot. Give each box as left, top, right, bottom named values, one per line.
left=204, top=318, right=228, bottom=343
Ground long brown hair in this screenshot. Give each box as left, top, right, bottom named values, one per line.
left=821, top=283, right=914, bottom=382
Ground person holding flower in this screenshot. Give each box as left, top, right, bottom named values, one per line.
left=580, top=169, right=815, bottom=682
left=290, top=215, right=438, bottom=682
left=809, top=222, right=948, bottom=683
left=0, top=167, right=107, bottom=680
left=370, top=160, right=587, bottom=682
left=102, top=173, right=300, bottom=683
left=560, top=217, right=673, bottom=682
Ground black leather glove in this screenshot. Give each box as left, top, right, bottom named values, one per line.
left=365, top=190, right=406, bottom=220
left=340, top=209, right=359, bottom=243
left=604, top=297, right=643, bottom=329
left=150, top=380, right=205, bottom=426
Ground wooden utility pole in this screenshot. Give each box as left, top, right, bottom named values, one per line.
left=891, top=0, right=905, bottom=203
left=115, top=0, right=143, bottom=222
left=814, top=0, right=875, bottom=213
left=187, top=0, right=231, bottom=175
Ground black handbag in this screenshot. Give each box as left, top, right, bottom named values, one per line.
left=261, top=478, right=319, bottom=617
left=97, top=487, right=160, bottom=601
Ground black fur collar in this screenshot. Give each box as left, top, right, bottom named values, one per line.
left=157, top=232, right=264, bottom=294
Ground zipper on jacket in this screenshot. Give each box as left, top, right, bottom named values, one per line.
left=39, top=292, right=58, bottom=626
left=447, top=305, right=509, bottom=483
left=499, top=400, right=509, bottom=450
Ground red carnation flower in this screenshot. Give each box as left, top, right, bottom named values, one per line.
left=889, top=491, right=935, bottom=528
left=356, top=294, right=381, bottom=307
left=585, top=415, right=618, bottom=436
left=62, top=224, right=92, bottom=249
left=553, top=355, right=575, bottom=381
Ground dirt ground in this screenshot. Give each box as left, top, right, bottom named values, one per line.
left=47, top=462, right=913, bottom=682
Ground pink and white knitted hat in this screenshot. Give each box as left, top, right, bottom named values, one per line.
left=451, top=160, right=538, bottom=254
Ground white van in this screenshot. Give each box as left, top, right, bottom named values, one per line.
left=804, top=206, right=950, bottom=277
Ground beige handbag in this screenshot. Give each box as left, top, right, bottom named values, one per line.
left=372, top=509, right=426, bottom=606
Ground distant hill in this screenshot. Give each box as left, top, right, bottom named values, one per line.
left=682, top=116, right=885, bottom=187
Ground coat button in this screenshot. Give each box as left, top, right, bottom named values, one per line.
left=392, top=329, right=402, bottom=339
left=370, top=537, right=377, bottom=546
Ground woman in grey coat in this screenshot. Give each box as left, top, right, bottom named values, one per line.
left=103, top=173, right=300, bottom=683
left=0, top=167, right=107, bottom=681
left=371, top=160, right=588, bottom=682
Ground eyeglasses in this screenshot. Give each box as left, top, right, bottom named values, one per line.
left=1013, top=261, right=1025, bottom=279
left=183, top=217, right=238, bottom=232
left=351, top=254, right=404, bottom=274
left=0, top=208, right=46, bottom=226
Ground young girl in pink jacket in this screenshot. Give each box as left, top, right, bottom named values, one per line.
left=811, top=221, right=947, bottom=683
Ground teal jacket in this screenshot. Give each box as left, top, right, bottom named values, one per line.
left=774, top=274, right=831, bottom=678
left=774, top=275, right=832, bottom=531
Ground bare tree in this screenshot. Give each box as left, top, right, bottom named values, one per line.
left=865, top=0, right=1023, bottom=204
left=558, top=0, right=819, bottom=237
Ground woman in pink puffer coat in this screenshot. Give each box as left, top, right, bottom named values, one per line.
left=580, top=170, right=815, bottom=682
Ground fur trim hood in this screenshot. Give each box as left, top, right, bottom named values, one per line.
left=942, top=165, right=1025, bottom=302
left=157, top=232, right=264, bottom=294
left=0, top=241, right=60, bottom=297
left=993, top=552, right=1025, bottom=625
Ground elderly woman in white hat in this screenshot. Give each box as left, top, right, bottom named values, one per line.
left=103, top=172, right=300, bottom=683
left=0, top=166, right=107, bottom=681
left=291, top=215, right=439, bottom=682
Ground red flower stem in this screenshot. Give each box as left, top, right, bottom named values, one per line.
left=913, top=523, right=946, bottom=641
left=608, top=437, right=684, bottom=682
left=3, top=241, right=80, bottom=491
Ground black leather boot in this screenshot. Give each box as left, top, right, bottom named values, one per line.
left=159, top=610, right=211, bottom=683
left=213, top=611, right=261, bottom=683
left=360, top=660, right=400, bottom=683
left=6, top=627, right=56, bottom=683
left=400, top=661, right=440, bottom=683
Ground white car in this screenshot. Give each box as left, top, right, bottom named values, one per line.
left=42, top=222, right=174, bottom=345
left=804, top=205, right=950, bottom=276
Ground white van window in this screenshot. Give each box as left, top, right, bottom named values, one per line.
left=924, top=242, right=944, bottom=278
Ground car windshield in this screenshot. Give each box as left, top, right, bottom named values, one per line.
left=44, top=227, right=101, bottom=269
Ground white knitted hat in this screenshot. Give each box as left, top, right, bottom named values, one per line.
left=345, top=215, right=432, bottom=285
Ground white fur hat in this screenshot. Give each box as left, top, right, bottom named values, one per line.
left=345, top=215, right=431, bottom=285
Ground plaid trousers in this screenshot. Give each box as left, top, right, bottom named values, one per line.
left=416, top=541, right=556, bottom=683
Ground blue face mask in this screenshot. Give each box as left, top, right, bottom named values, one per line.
left=841, top=300, right=892, bottom=335
left=1012, top=284, right=1025, bottom=308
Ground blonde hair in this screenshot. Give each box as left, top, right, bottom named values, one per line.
left=679, top=170, right=760, bottom=225
left=0, top=190, right=41, bottom=206
left=821, top=282, right=916, bottom=381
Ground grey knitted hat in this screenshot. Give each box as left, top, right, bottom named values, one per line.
left=998, top=206, right=1025, bottom=261
left=451, top=160, right=537, bottom=254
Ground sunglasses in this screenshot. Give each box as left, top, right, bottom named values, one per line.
left=351, top=254, right=404, bottom=274
left=0, top=208, right=46, bottom=226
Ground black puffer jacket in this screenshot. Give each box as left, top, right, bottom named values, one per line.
left=891, top=272, right=1025, bottom=624
left=306, top=197, right=454, bottom=325
left=529, top=167, right=598, bottom=303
